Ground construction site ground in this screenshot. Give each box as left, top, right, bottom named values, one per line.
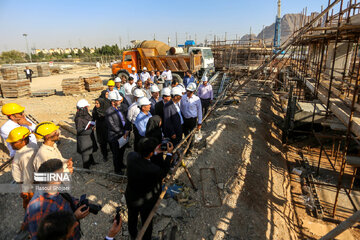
left=0, top=65, right=358, bottom=239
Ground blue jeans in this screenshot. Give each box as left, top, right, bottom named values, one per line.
left=164, top=80, right=172, bottom=87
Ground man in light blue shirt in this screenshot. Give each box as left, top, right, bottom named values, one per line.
left=180, top=82, right=202, bottom=154
left=183, top=70, right=195, bottom=89
left=135, top=97, right=152, bottom=137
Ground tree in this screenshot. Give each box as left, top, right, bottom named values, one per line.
left=0, top=50, right=25, bottom=63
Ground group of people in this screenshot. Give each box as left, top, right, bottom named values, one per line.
left=0, top=67, right=214, bottom=240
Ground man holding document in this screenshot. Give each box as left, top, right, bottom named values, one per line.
left=105, top=91, right=131, bottom=175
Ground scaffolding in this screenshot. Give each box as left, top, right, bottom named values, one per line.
left=279, top=0, right=360, bottom=218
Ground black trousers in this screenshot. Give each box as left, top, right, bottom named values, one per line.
left=109, top=139, right=126, bottom=173
left=26, top=74, right=32, bottom=83
left=81, top=153, right=94, bottom=168
left=200, top=98, right=211, bottom=116
left=183, top=117, right=197, bottom=149
left=133, top=124, right=142, bottom=152
left=99, top=141, right=108, bottom=159
left=127, top=203, right=154, bottom=240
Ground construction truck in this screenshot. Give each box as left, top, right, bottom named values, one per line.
left=111, top=40, right=214, bottom=82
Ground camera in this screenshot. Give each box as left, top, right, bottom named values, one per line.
left=78, top=194, right=102, bottom=215
left=161, top=138, right=171, bottom=151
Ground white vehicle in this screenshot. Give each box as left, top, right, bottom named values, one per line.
left=188, top=47, right=215, bottom=73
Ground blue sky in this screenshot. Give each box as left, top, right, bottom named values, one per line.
left=0, top=0, right=330, bottom=52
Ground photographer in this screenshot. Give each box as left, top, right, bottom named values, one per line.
left=22, top=159, right=91, bottom=240
left=125, top=137, right=173, bottom=240
left=37, top=211, right=122, bottom=240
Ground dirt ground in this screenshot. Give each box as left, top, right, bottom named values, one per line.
left=0, top=67, right=315, bottom=239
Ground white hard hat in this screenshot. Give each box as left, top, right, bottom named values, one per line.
left=186, top=82, right=197, bottom=92
left=176, top=85, right=186, bottom=94
left=142, top=67, right=147, bottom=71
left=171, top=87, right=183, bottom=96
left=77, top=99, right=90, bottom=108
left=162, top=87, right=171, bottom=96
left=203, top=76, right=208, bottom=82
left=114, top=77, right=121, bottom=83
left=137, top=97, right=151, bottom=106
left=150, top=85, right=160, bottom=92
left=133, top=88, right=145, bottom=98
left=108, top=91, right=123, bottom=101
left=131, top=67, right=136, bottom=71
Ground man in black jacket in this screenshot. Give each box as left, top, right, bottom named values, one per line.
left=163, top=87, right=184, bottom=146
left=154, top=87, right=171, bottom=122
left=24, top=66, right=34, bottom=83
left=125, top=137, right=173, bottom=240
left=105, top=91, right=131, bottom=175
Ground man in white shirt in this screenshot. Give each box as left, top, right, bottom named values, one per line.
left=127, top=89, right=145, bottom=152
left=140, top=67, right=151, bottom=84
left=129, top=67, right=139, bottom=82
left=161, top=68, right=172, bottom=87
left=180, top=82, right=202, bottom=154
left=0, top=103, right=37, bottom=157
left=96, top=61, right=101, bottom=74
left=24, top=66, right=34, bottom=83
left=123, top=77, right=137, bottom=104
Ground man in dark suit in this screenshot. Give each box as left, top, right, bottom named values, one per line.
left=125, top=137, right=173, bottom=240
left=163, top=87, right=184, bottom=146
left=154, top=87, right=171, bottom=122
left=24, top=66, right=34, bottom=83
left=105, top=91, right=131, bottom=175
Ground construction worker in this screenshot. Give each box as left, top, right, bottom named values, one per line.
left=140, top=67, right=151, bottom=84
left=183, top=70, right=195, bottom=88
left=180, top=82, right=202, bottom=154
left=124, top=77, right=136, bottom=104
left=127, top=89, right=145, bottom=124
left=155, top=87, right=171, bottom=122
left=107, top=80, right=122, bottom=101
left=0, top=103, right=37, bottom=158
left=105, top=91, right=130, bottom=175
left=161, top=68, right=172, bottom=87
left=24, top=66, right=34, bottom=83
left=198, top=76, right=213, bottom=116
left=135, top=78, right=143, bottom=89
left=114, top=77, right=126, bottom=96
left=7, top=126, right=38, bottom=209
left=129, top=67, right=139, bottom=82
left=33, top=122, right=73, bottom=173
left=149, top=85, right=161, bottom=115
left=163, top=87, right=184, bottom=146
left=127, top=89, right=145, bottom=152
left=134, top=97, right=152, bottom=138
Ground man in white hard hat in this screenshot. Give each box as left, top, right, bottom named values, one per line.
left=140, top=67, right=151, bottom=84
left=123, top=77, right=137, bottom=104
left=134, top=97, right=152, bottom=138
left=180, top=82, right=202, bottom=154
left=149, top=85, right=161, bottom=115
left=105, top=91, right=130, bottom=175
left=163, top=87, right=183, bottom=146
left=129, top=67, right=139, bottom=82
left=155, top=88, right=171, bottom=122
left=161, top=68, right=172, bottom=88
left=127, top=89, right=145, bottom=124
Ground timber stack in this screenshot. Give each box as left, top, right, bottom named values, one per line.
left=1, top=79, right=31, bottom=98
left=61, top=77, right=85, bottom=95
left=37, top=64, right=51, bottom=77
left=82, top=75, right=104, bottom=92
left=16, top=67, right=26, bottom=79
left=0, top=67, right=18, bottom=80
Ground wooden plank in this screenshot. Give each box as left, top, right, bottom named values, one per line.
left=153, top=58, right=166, bottom=71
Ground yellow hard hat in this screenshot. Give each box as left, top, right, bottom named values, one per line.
left=34, top=122, right=59, bottom=139
left=6, top=126, right=31, bottom=143
left=1, top=103, right=25, bottom=116
left=107, top=80, right=115, bottom=86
